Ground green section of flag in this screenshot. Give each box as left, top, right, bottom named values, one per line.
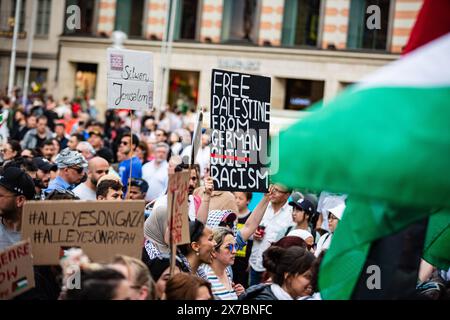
left=317, top=197, right=437, bottom=299
left=272, top=87, right=450, bottom=208
left=423, top=209, right=450, bottom=270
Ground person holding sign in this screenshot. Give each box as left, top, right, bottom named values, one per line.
left=248, top=184, right=293, bottom=286
left=0, top=167, right=35, bottom=250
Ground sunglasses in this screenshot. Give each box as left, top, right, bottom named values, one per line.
left=70, top=166, right=84, bottom=174
left=225, top=243, right=239, bottom=252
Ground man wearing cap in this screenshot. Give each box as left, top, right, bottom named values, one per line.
left=0, top=167, right=35, bottom=250
left=73, top=157, right=110, bottom=200
left=128, top=178, right=149, bottom=201
left=44, top=148, right=88, bottom=194
left=315, top=196, right=346, bottom=257
left=281, top=197, right=316, bottom=246
left=32, top=157, right=57, bottom=197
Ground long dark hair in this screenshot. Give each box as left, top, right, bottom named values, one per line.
left=177, top=220, right=205, bottom=256
left=263, top=246, right=315, bottom=286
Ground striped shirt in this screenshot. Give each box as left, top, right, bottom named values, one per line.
left=202, top=264, right=238, bottom=300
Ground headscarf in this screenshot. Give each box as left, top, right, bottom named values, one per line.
left=144, top=204, right=169, bottom=254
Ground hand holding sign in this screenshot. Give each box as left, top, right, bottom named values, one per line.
left=204, top=176, right=214, bottom=197
left=210, top=69, right=270, bottom=193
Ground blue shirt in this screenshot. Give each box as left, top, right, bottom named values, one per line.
left=44, top=176, right=73, bottom=193
left=119, top=156, right=142, bottom=189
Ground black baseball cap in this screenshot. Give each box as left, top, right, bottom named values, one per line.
left=130, top=178, right=149, bottom=194
left=0, top=167, right=36, bottom=200
left=289, top=198, right=315, bottom=216
left=33, top=157, right=57, bottom=172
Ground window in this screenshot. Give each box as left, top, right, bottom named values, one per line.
left=221, top=0, right=260, bottom=43
left=75, top=63, right=97, bottom=100
left=36, top=0, right=51, bottom=36
left=173, top=0, right=199, bottom=41
left=15, top=67, right=48, bottom=93
left=168, top=70, right=199, bottom=112
left=347, top=0, right=391, bottom=50
left=64, top=0, right=96, bottom=35
left=284, top=79, right=324, bottom=110
left=114, top=0, right=144, bottom=38
left=282, top=0, right=321, bottom=47
left=12, top=0, right=26, bottom=33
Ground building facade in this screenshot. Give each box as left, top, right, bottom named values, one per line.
left=0, top=0, right=422, bottom=131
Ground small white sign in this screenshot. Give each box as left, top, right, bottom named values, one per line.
left=107, top=48, right=154, bottom=111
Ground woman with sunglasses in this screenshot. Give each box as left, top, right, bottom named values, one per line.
left=201, top=227, right=245, bottom=300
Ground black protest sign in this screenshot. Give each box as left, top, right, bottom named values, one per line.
left=21, top=200, right=145, bottom=265
left=210, top=69, right=270, bottom=192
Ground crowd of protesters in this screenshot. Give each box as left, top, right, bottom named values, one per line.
left=0, top=93, right=448, bottom=301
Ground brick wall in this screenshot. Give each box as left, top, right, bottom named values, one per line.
left=321, top=0, right=350, bottom=49
left=146, top=0, right=168, bottom=40
left=258, top=0, right=284, bottom=46
left=200, top=0, right=223, bottom=43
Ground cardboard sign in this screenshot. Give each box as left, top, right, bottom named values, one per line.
left=22, top=201, right=145, bottom=265
left=107, top=48, right=154, bottom=111
left=210, top=69, right=270, bottom=192
left=168, top=172, right=190, bottom=245
left=0, top=240, right=35, bottom=300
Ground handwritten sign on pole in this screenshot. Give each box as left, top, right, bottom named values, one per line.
left=168, top=171, right=190, bottom=246
left=210, top=69, right=270, bottom=192
left=22, top=201, right=145, bottom=265
left=0, top=240, right=35, bottom=300
left=107, top=48, right=154, bottom=111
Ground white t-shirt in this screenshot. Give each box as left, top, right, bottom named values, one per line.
left=0, top=222, right=20, bottom=251
left=73, top=183, right=97, bottom=200
left=142, top=160, right=169, bottom=201
left=249, top=202, right=293, bottom=272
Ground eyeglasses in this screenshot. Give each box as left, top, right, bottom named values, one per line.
left=70, top=166, right=84, bottom=174
left=225, top=243, right=239, bottom=252
left=328, top=214, right=339, bottom=221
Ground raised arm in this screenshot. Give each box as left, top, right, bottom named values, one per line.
left=239, top=185, right=274, bottom=241
left=196, top=176, right=214, bottom=224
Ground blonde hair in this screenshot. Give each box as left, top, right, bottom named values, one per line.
left=112, top=255, right=156, bottom=300
left=212, top=227, right=234, bottom=251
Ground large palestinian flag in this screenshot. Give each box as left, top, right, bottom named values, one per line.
left=271, top=1, right=450, bottom=299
